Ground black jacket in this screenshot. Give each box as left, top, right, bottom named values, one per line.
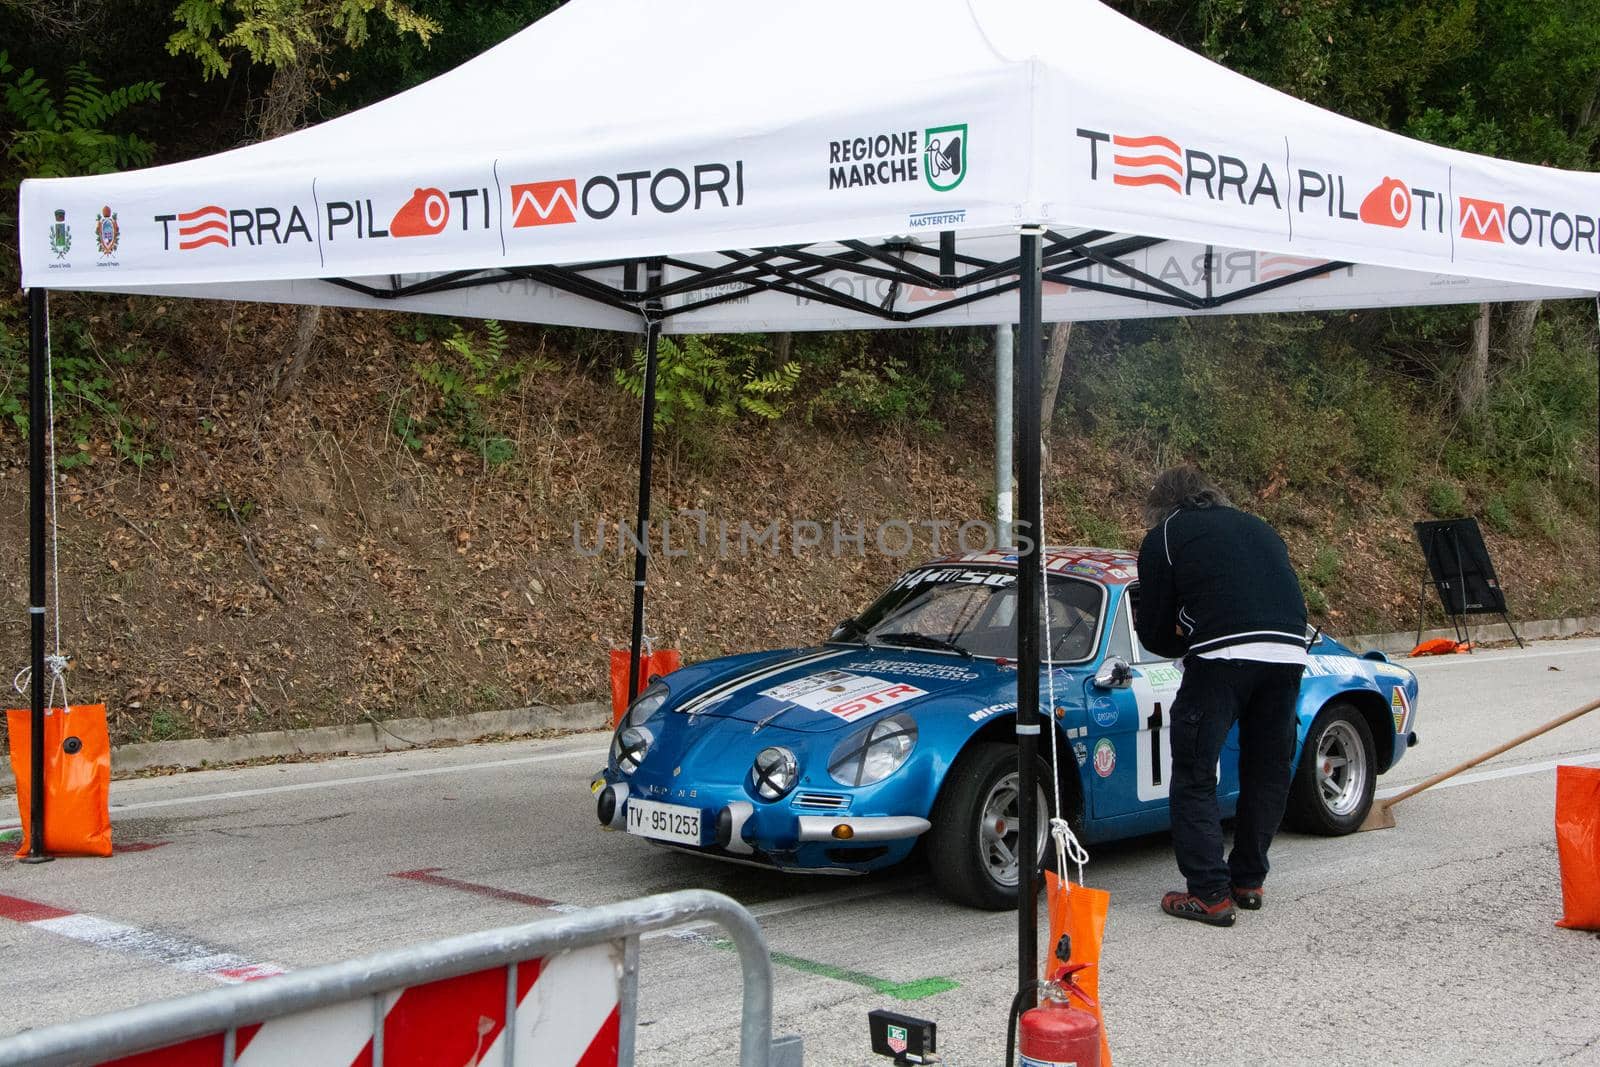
left=1134, top=504, right=1307, bottom=660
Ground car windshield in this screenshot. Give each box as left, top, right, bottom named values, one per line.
left=842, top=566, right=1103, bottom=662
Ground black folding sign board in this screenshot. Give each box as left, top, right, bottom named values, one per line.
left=1414, top=518, right=1507, bottom=615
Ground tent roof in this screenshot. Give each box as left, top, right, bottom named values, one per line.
left=19, top=0, right=1600, bottom=330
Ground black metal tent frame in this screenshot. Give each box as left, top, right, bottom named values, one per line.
left=21, top=224, right=1353, bottom=992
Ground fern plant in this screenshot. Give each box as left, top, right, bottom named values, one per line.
left=397, top=319, right=547, bottom=467
left=614, top=334, right=800, bottom=438
left=0, top=52, right=161, bottom=189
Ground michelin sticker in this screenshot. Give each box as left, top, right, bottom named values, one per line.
left=1073, top=740, right=1089, bottom=767
left=969, top=701, right=1017, bottom=723
left=760, top=670, right=926, bottom=723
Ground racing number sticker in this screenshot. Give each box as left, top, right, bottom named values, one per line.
left=1133, top=666, right=1182, bottom=802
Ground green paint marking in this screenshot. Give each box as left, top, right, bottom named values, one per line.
left=0, top=829, right=18, bottom=844
left=704, top=937, right=958, bottom=1001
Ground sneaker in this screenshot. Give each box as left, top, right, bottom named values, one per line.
left=1160, top=891, right=1236, bottom=927
left=1231, top=886, right=1264, bottom=910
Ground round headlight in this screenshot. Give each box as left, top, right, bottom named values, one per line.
left=623, top=682, right=669, bottom=728
left=613, top=725, right=653, bottom=775
left=751, top=746, right=798, bottom=800
left=829, top=713, right=917, bottom=787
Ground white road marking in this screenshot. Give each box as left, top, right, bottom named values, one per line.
left=0, top=746, right=609, bottom=830
left=1378, top=750, right=1600, bottom=799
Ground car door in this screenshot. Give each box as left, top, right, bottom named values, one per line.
left=1087, top=586, right=1240, bottom=819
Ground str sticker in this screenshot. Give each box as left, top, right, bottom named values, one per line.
left=760, top=670, right=926, bottom=723
left=1093, top=738, right=1117, bottom=778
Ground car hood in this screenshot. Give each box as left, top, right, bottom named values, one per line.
left=669, top=645, right=999, bottom=734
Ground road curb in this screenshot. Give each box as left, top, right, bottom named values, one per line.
left=1344, top=615, right=1600, bottom=655
left=0, top=701, right=609, bottom=788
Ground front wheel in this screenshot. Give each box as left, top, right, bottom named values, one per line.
left=927, top=743, right=1053, bottom=910
left=1286, top=703, right=1376, bottom=834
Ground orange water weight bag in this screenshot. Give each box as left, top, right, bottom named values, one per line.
left=608, top=648, right=682, bottom=726
left=6, top=704, right=112, bottom=857
left=1554, top=764, right=1600, bottom=931
left=1045, top=870, right=1113, bottom=1067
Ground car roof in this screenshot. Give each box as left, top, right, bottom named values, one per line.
left=925, top=546, right=1139, bottom=586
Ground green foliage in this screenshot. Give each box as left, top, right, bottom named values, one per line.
left=1307, top=545, right=1342, bottom=588
left=614, top=334, right=799, bottom=439
left=1301, top=580, right=1329, bottom=617
left=0, top=310, right=171, bottom=469
left=168, top=0, right=441, bottom=79
left=0, top=52, right=160, bottom=189
left=393, top=320, right=545, bottom=466
left=1483, top=494, right=1512, bottom=533
left=1426, top=480, right=1466, bottom=517
left=795, top=329, right=970, bottom=432
left=1054, top=481, right=1127, bottom=550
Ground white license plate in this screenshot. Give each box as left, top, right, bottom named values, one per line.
left=625, top=798, right=703, bottom=845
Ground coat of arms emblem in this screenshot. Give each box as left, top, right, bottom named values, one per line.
left=95, top=205, right=120, bottom=256
left=49, top=209, right=72, bottom=258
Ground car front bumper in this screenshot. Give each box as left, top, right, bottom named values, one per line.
left=592, top=772, right=930, bottom=873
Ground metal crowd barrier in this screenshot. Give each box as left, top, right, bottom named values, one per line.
left=0, top=889, right=803, bottom=1067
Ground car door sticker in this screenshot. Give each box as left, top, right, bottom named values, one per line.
left=1132, top=666, right=1183, bottom=803
left=759, top=671, right=927, bottom=722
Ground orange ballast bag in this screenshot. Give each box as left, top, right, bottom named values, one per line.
left=1045, top=870, right=1113, bottom=1066
left=608, top=648, right=682, bottom=725
left=6, top=704, right=112, bottom=857
left=1554, top=764, right=1600, bottom=931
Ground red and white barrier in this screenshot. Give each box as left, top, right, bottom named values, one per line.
left=101, top=943, right=621, bottom=1067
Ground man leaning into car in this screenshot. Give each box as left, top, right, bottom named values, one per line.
left=1134, top=466, right=1309, bottom=927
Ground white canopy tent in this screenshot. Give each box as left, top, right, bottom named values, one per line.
left=16, top=0, right=1600, bottom=994
left=21, top=0, right=1600, bottom=322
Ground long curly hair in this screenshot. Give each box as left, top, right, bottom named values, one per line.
left=1142, top=466, right=1231, bottom=528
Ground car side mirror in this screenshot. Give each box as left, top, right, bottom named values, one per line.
left=830, top=618, right=857, bottom=641
left=1092, top=657, right=1133, bottom=690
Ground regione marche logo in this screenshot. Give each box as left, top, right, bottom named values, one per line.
left=924, top=124, right=966, bottom=191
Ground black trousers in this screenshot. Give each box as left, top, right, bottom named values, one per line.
left=1168, top=656, right=1304, bottom=900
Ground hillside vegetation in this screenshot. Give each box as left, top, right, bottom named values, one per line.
left=1, top=0, right=1596, bottom=743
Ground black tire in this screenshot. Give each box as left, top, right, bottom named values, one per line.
left=927, top=742, right=1054, bottom=910
left=1286, top=703, right=1377, bottom=835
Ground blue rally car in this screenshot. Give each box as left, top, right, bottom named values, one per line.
left=593, top=548, right=1420, bottom=909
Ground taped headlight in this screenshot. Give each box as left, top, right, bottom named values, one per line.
left=612, top=726, right=653, bottom=775
left=751, top=747, right=798, bottom=800
left=828, top=713, right=917, bottom=787
left=623, top=682, right=669, bottom=728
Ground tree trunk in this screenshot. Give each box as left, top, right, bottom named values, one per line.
left=1506, top=299, right=1542, bottom=368
left=275, top=305, right=323, bottom=400
left=261, top=59, right=320, bottom=401
left=771, top=332, right=793, bottom=365
left=1455, top=302, right=1491, bottom=415
left=1039, top=322, right=1071, bottom=472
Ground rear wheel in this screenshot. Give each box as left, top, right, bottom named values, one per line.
left=1287, top=703, right=1376, bottom=834
left=927, top=743, right=1053, bottom=910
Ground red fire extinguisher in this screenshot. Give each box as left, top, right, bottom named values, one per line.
left=1017, top=962, right=1101, bottom=1067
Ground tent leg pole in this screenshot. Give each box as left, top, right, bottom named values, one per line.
left=22, top=288, right=51, bottom=864
left=995, top=325, right=1014, bottom=547
left=626, top=315, right=662, bottom=705
left=1014, top=229, right=1044, bottom=991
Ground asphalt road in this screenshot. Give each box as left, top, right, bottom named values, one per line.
left=3, top=639, right=1598, bottom=1065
